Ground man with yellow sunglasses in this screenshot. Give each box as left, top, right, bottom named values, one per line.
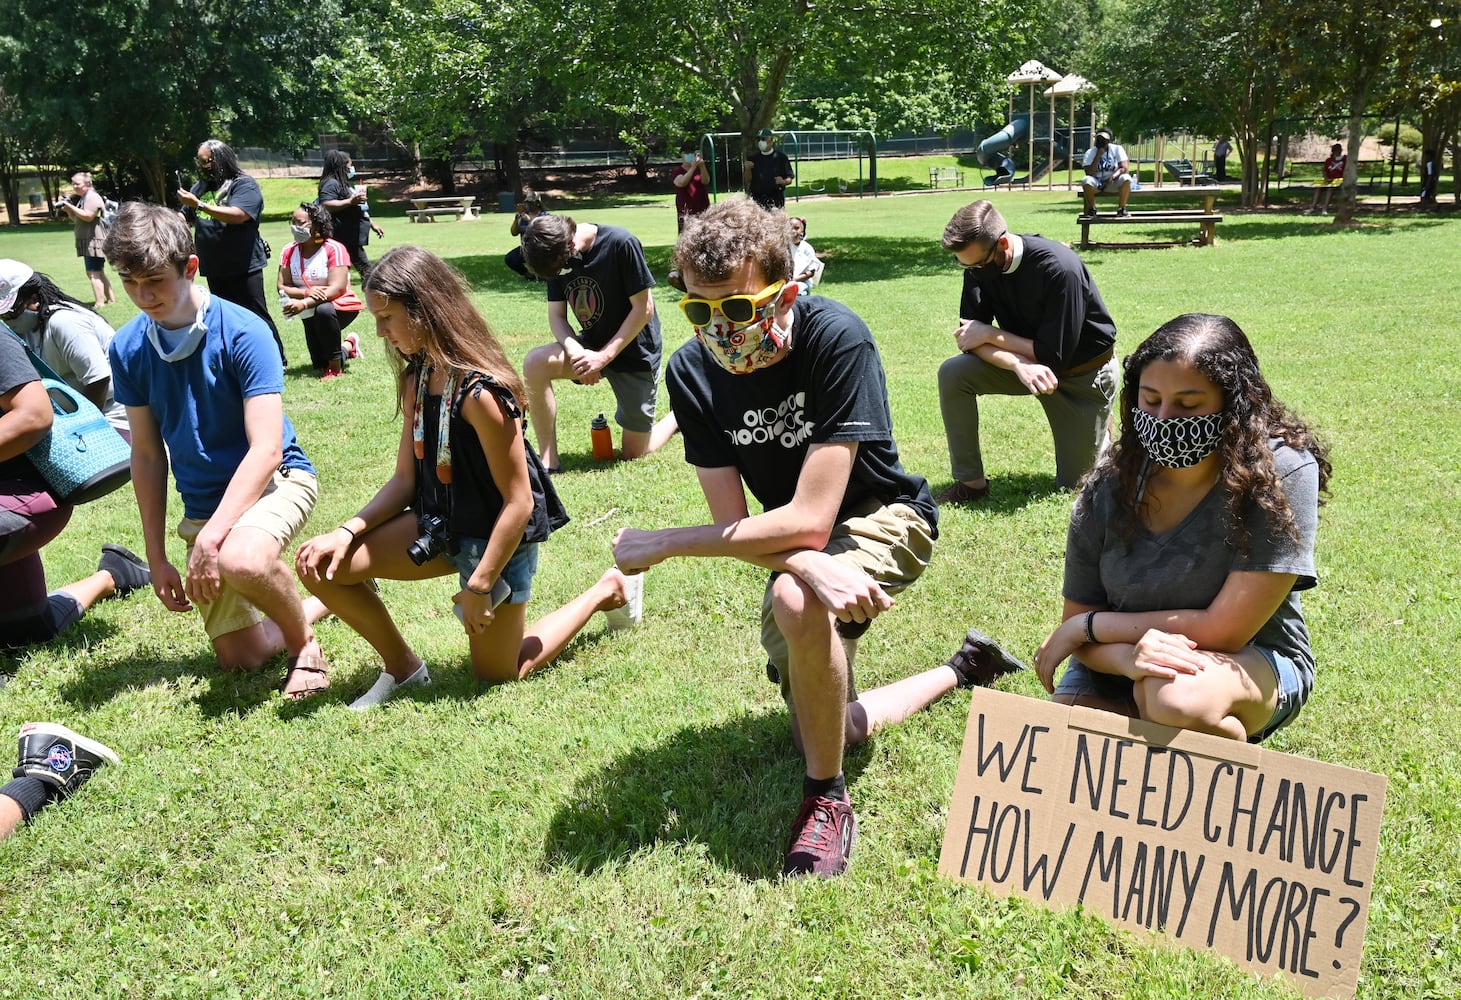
left=614, top=199, right=988, bottom=879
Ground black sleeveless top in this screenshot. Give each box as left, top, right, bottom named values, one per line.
left=414, top=369, right=568, bottom=545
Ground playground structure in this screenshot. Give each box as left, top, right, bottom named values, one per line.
left=978, top=61, right=1099, bottom=189
left=979, top=61, right=1233, bottom=193
left=698, top=130, right=878, bottom=202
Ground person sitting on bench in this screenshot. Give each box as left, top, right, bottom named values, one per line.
left=1081, top=129, right=1132, bottom=219
left=1307, top=144, right=1346, bottom=215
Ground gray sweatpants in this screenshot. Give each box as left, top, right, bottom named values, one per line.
left=937, top=354, right=1118, bottom=489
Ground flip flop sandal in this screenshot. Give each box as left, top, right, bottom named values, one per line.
left=282, top=652, right=330, bottom=701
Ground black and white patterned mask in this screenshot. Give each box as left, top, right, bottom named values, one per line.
left=1131, top=407, right=1223, bottom=468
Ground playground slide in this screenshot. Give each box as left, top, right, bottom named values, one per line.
left=977, top=115, right=1072, bottom=186
left=977, top=115, right=1029, bottom=186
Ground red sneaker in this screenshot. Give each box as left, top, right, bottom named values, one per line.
left=781, top=794, right=856, bottom=878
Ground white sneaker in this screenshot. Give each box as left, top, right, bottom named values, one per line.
left=348, top=662, right=431, bottom=711
left=604, top=573, right=644, bottom=631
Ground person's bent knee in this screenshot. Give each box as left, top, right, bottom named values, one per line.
left=1138, top=677, right=1225, bottom=731
left=522, top=344, right=561, bottom=383
left=769, top=573, right=825, bottom=644
left=212, top=631, right=273, bottom=671
left=216, top=537, right=281, bottom=587
left=938, top=352, right=989, bottom=394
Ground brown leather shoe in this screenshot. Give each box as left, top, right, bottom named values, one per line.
left=934, top=480, right=991, bottom=505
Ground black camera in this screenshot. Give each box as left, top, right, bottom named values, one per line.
left=407, top=513, right=455, bottom=566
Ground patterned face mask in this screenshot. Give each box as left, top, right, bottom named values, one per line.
left=1130, top=407, right=1223, bottom=468
left=694, top=313, right=791, bottom=375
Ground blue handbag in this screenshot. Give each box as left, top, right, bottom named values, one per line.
left=5, top=323, right=132, bottom=504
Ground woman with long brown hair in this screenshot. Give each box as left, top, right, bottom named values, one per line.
left=294, top=246, right=636, bottom=709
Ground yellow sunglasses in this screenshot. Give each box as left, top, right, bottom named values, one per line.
left=678, top=280, right=786, bottom=326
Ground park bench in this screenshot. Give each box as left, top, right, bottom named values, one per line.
left=405, top=196, right=478, bottom=222
left=1074, top=189, right=1222, bottom=249
left=929, top=165, right=966, bottom=188
left=1161, top=158, right=1218, bottom=186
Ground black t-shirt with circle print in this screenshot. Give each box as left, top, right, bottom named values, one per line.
left=545, top=224, right=661, bottom=374
left=666, top=295, right=937, bottom=534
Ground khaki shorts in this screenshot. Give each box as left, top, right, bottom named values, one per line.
left=176, top=469, right=317, bottom=640
left=760, top=499, right=935, bottom=704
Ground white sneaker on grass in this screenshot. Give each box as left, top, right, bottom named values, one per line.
left=604, top=573, right=644, bottom=631
left=348, top=662, right=431, bottom=711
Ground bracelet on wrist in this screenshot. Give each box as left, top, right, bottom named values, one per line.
left=1084, top=610, right=1099, bottom=645
left=465, top=582, right=495, bottom=597
left=337, top=524, right=357, bottom=539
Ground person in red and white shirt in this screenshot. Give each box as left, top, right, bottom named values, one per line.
left=1307, top=143, right=1347, bottom=215
left=278, top=202, right=364, bottom=379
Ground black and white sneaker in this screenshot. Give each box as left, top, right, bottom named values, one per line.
left=945, top=627, right=1026, bottom=688
left=15, top=722, right=119, bottom=800
left=99, top=544, right=150, bottom=599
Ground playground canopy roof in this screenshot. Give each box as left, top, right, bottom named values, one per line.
left=1006, top=60, right=1062, bottom=84
left=1045, top=73, right=1097, bottom=97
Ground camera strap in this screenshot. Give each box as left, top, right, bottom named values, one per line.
left=412, top=362, right=458, bottom=485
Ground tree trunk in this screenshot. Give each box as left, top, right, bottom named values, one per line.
left=0, top=148, right=20, bottom=226
left=426, top=157, right=455, bottom=194
left=500, top=137, right=522, bottom=200
left=0, top=182, right=19, bottom=226
left=38, top=170, right=57, bottom=214
left=138, top=156, right=166, bottom=205
left=1334, top=107, right=1366, bottom=225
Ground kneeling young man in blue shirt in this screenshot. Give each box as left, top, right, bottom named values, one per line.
left=105, top=202, right=331, bottom=699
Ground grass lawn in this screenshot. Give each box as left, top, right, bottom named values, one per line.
left=1, top=189, right=1457, bottom=999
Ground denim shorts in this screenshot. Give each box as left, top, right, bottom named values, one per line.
left=1248, top=646, right=1306, bottom=744
left=83, top=256, right=106, bottom=273
left=448, top=537, right=539, bottom=606
left=1054, top=644, right=1307, bottom=744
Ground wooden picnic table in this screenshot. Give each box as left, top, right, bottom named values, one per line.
left=406, top=196, right=478, bottom=222
left=1075, top=187, right=1222, bottom=249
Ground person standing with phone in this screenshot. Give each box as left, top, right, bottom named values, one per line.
left=177, top=139, right=287, bottom=364
left=317, top=150, right=371, bottom=281
left=671, top=142, right=710, bottom=231
left=55, top=172, right=115, bottom=309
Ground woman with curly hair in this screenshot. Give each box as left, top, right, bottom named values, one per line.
left=278, top=202, right=363, bottom=379
left=1032, top=313, right=1331, bottom=742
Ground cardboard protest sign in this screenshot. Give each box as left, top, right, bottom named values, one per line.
left=939, top=690, right=1387, bottom=999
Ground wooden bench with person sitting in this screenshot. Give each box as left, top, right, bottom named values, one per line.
left=405, top=196, right=478, bottom=222
left=1074, top=188, right=1222, bottom=249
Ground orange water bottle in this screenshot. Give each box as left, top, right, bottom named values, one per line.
left=591, top=413, right=614, bottom=461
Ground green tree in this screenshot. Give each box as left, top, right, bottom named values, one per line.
left=581, top=0, right=1044, bottom=190
left=0, top=0, right=347, bottom=205
left=1276, top=0, right=1448, bottom=223
left=1093, top=0, right=1293, bottom=207
left=343, top=0, right=595, bottom=197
